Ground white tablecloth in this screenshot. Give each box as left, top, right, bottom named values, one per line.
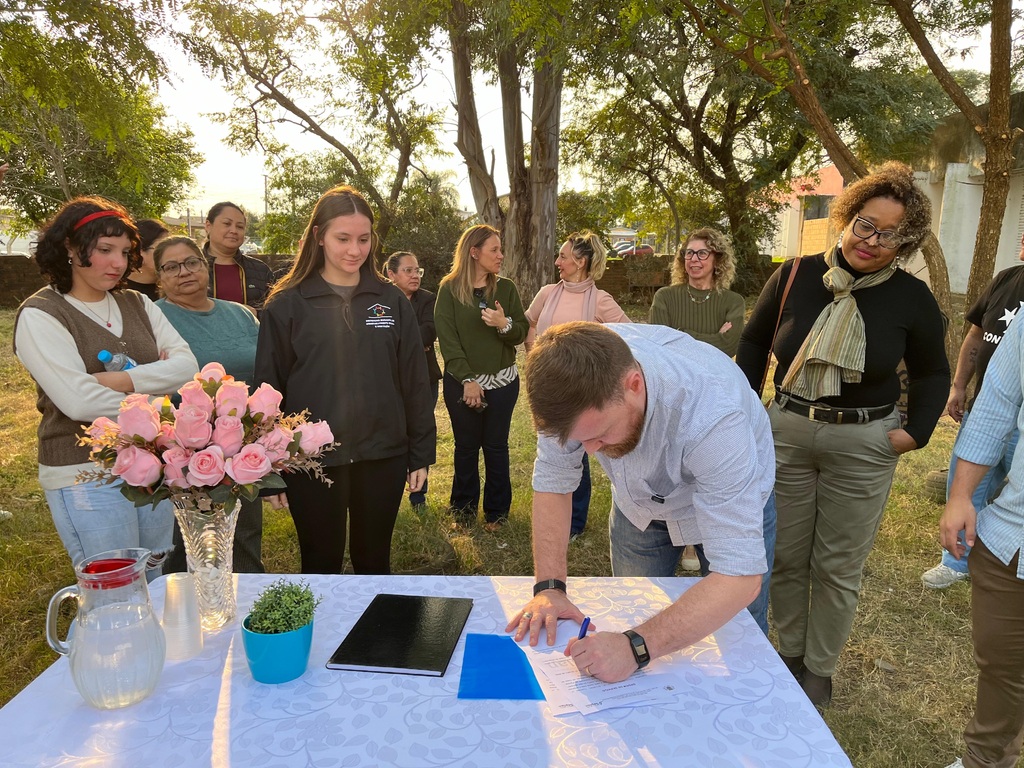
left=0, top=575, right=851, bottom=767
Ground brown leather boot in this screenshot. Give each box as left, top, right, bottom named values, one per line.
left=779, top=654, right=805, bottom=682
left=801, top=670, right=833, bottom=708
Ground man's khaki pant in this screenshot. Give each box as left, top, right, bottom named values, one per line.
left=963, top=538, right=1024, bottom=768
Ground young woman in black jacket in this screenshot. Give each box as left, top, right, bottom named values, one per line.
left=254, top=186, right=436, bottom=574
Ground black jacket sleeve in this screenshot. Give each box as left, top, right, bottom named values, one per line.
left=736, top=262, right=787, bottom=392
left=398, top=296, right=437, bottom=470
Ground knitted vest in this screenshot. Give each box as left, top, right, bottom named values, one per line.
left=15, top=289, right=158, bottom=466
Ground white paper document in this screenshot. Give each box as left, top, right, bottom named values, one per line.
left=530, top=651, right=679, bottom=716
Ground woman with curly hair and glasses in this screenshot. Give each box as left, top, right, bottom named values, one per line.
left=649, top=227, right=744, bottom=357
left=14, top=198, right=198, bottom=577
left=524, top=230, right=629, bottom=539
left=736, top=162, right=950, bottom=707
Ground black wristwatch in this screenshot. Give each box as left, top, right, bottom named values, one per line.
left=623, top=630, right=651, bottom=669
left=533, top=578, right=567, bottom=597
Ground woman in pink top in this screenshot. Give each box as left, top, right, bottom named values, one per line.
left=524, top=231, right=630, bottom=539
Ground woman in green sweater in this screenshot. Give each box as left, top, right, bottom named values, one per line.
left=649, top=227, right=745, bottom=357
left=649, top=227, right=745, bottom=575
left=435, top=224, right=528, bottom=530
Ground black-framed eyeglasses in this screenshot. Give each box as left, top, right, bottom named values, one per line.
left=473, top=287, right=487, bottom=309
left=159, top=256, right=205, bottom=276
left=851, top=216, right=902, bottom=250
left=683, top=249, right=713, bottom=261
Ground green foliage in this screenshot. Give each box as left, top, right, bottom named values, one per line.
left=381, top=173, right=464, bottom=292
left=247, top=578, right=321, bottom=634
left=0, top=27, right=200, bottom=228
left=188, top=0, right=446, bottom=240
left=556, top=190, right=615, bottom=242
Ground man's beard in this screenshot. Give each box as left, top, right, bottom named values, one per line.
left=598, top=408, right=643, bottom=459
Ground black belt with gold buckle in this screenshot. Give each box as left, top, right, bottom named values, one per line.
left=775, top=394, right=893, bottom=425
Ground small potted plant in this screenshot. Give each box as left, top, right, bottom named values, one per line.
left=240, top=578, right=322, bottom=684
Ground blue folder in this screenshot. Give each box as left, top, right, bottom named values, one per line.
left=457, top=633, right=545, bottom=700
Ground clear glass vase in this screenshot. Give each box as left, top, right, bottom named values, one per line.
left=172, top=498, right=239, bottom=631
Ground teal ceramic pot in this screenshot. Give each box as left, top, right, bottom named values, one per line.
left=241, top=615, right=313, bottom=684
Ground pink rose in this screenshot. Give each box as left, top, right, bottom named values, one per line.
left=257, top=425, right=294, bottom=462
left=173, top=405, right=213, bottom=449
left=118, top=398, right=161, bottom=442
left=186, top=446, right=226, bottom=487
left=85, top=416, right=119, bottom=446
left=162, top=445, right=192, bottom=488
left=179, top=380, right=215, bottom=417
left=296, top=421, right=334, bottom=455
left=215, top=380, right=250, bottom=418
left=155, top=422, right=176, bottom=451
left=112, top=445, right=162, bottom=488
left=197, top=362, right=227, bottom=383
left=121, top=393, right=150, bottom=408
left=212, top=415, right=245, bottom=457
left=226, top=444, right=273, bottom=485
left=247, top=383, right=283, bottom=421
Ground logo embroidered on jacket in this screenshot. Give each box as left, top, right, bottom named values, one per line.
left=366, top=303, right=395, bottom=328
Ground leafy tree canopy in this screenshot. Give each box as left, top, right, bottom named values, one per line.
left=0, top=1, right=205, bottom=228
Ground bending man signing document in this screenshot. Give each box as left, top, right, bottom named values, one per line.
left=508, top=322, right=776, bottom=682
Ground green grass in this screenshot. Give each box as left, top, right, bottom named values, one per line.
left=0, top=305, right=979, bottom=767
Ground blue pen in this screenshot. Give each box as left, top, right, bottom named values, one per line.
left=578, top=617, right=591, bottom=639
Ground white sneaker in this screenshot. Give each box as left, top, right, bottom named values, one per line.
left=681, top=545, right=700, bottom=571
left=944, top=759, right=963, bottom=768
left=921, top=563, right=969, bottom=589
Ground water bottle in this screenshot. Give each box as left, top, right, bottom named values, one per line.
left=98, top=349, right=137, bottom=371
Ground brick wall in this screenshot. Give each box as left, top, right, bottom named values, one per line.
left=0, top=256, right=45, bottom=307
left=0, top=254, right=294, bottom=309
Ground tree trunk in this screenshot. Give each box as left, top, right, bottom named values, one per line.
left=497, top=45, right=532, bottom=298
left=919, top=233, right=959, bottom=365
left=720, top=177, right=769, bottom=294
left=447, top=0, right=502, bottom=228
left=961, top=0, right=1017, bottom=314
left=524, top=52, right=563, bottom=302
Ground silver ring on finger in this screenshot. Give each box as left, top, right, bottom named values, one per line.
left=522, top=612, right=533, bottom=620
left=586, top=666, right=592, bottom=676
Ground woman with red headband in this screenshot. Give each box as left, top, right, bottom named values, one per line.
left=14, top=197, right=198, bottom=577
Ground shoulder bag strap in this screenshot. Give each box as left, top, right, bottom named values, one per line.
left=759, top=257, right=801, bottom=398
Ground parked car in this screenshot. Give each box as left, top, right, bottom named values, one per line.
left=613, top=242, right=654, bottom=257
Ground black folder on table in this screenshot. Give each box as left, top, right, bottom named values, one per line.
left=326, top=594, right=474, bottom=677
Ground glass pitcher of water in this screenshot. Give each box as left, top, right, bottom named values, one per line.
left=46, top=548, right=166, bottom=709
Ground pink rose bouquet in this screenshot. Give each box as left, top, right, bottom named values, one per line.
left=78, top=362, right=335, bottom=510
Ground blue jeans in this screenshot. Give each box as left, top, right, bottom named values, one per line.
left=941, top=411, right=1018, bottom=574
left=609, top=492, right=776, bottom=636
left=570, top=454, right=591, bottom=536
left=409, top=379, right=440, bottom=508
left=45, top=480, right=174, bottom=580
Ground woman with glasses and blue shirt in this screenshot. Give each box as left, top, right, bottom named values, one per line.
left=152, top=236, right=265, bottom=573
left=524, top=231, right=629, bottom=539
left=649, top=227, right=744, bottom=357
left=385, top=251, right=442, bottom=509
left=435, top=224, right=528, bottom=531
left=736, top=162, right=949, bottom=708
